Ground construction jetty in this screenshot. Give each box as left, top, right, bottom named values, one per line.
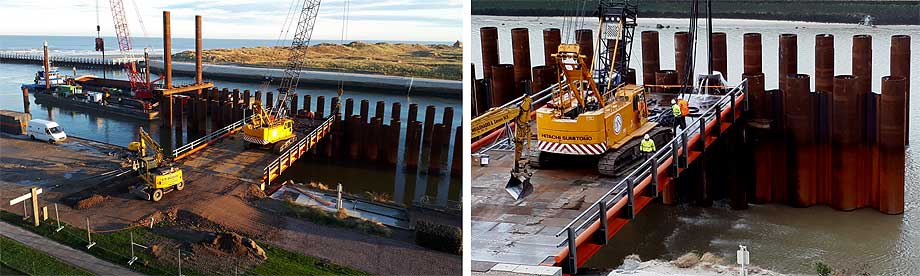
left=470, top=22, right=910, bottom=276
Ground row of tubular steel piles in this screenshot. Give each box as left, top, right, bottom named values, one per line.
left=161, top=87, right=461, bottom=177
left=472, top=27, right=639, bottom=116
left=743, top=33, right=910, bottom=215
left=472, top=25, right=910, bottom=215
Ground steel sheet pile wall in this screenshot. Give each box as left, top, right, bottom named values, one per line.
left=744, top=33, right=908, bottom=214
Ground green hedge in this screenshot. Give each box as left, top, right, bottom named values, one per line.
left=414, top=220, right=462, bottom=255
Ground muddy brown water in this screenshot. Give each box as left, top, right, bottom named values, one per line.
left=473, top=16, right=919, bottom=274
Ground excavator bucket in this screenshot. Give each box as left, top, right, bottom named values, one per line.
left=505, top=173, right=533, bottom=200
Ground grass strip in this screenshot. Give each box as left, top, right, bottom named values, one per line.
left=279, top=200, right=392, bottom=237
left=0, top=236, right=93, bottom=276
left=1, top=211, right=368, bottom=275
left=246, top=244, right=370, bottom=276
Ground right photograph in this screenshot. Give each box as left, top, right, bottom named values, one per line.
left=469, top=0, right=918, bottom=275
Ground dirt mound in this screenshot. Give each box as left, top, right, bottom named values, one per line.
left=170, top=209, right=230, bottom=233
left=74, top=194, right=108, bottom=209
left=231, top=184, right=266, bottom=201
left=673, top=252, right=701, bottom=268
left=699, top=252, right=724, bottom=265
left=182, top=195, right=282, bottom=239
left=206, top=232, right=267, bottom=260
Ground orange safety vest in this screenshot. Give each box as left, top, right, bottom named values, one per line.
left=678, top=99, right=690, bottom=116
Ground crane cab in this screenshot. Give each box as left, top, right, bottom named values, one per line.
left=536, top=84, right=652, bottom=155
left=242, top=117, right=296, bottom=153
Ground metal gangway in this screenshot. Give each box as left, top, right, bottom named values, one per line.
left=550, top=79, right=749, bottom=274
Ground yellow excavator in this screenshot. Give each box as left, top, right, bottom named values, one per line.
left=471, top=93, right=533, bottom=200
left=128, top=127, right=184, bottom=202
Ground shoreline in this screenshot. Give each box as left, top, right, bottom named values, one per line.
left=146, top=60, right=462, bottom=99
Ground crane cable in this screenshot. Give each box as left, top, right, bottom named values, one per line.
left=678, top=0, right=700, bottom=99
left=258, top=0, right=301, bottom=94
left=338, top=0, right=350, bottom=92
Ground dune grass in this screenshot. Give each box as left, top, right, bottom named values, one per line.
left=173, top=42, right=462, bottom=80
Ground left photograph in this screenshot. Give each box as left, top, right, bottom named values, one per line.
left=0, top=0, right=462, bottom=274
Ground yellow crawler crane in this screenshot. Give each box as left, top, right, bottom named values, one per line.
left=471, top=94, right=533, bottom=200
left=242, top=102, right=296, bottom=153
left=129, top=127, right=184, bottom=202
left=534, top=43, right=669, bottom=176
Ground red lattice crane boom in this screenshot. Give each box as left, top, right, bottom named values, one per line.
left=109, top=0, right=159, bottom=99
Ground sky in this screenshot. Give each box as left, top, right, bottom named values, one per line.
left=0, top=0, right=462, bottom=42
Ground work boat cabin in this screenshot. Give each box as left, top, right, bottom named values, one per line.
left=34, top=68, right=66, bottom=86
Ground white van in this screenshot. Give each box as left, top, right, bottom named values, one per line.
left=28, top=119, right=67, bottom=143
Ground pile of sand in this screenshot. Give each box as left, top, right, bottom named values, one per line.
left=206, top=232, right=267, bottom=261
left=74, top=194, right=108, bottom=209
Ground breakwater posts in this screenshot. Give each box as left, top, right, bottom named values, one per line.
left=0, top=52, right=134, bottom=69
left=473, top=26, right=910, bottom=214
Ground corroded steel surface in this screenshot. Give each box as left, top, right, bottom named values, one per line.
left=711, top=32, right=728, bottom=79
left=831, top=75, right=859, bottom=211
left=543, top=28, right=562, bottom=68
left=890, top=35, right=911, bottom=145
left=778, top=34, right=797, bottom=91
left=815, top=34, right=834, bottom=93
left=784, top=74, right=816, bottom=207
left=491, top=64, right=515, bottom=106
left=575, top=29, right=594, bottom=68
left=641, top=31, right=660, bottom=86
left=743, top=33, right=762, bottom=75
left=480, top=27, right=500, bottom=79
left=674, top=32, right=690, bottom=84
left=879, top=76, right=906, bottom=214
left=511, top=28, right=532, bottom=95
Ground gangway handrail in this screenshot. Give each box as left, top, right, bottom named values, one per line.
left=261, top=115, right=336, bottom=185
left=171, top=114, right=253, bottom=160
left=550, top=79, right=749, bottom=272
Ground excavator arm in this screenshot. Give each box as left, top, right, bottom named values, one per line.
left=471, top=95, right=534, bottom=200
left=136, top=127, right=163, bottom=165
